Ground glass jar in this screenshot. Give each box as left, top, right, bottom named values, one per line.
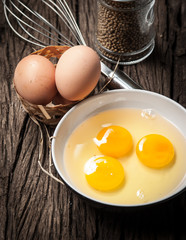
left=95, top=0, right=155, bottom=65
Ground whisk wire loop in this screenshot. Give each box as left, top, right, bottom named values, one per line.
left=56, top=0, right=86, bottom=45
left=41, top=0, right=81, bottom=45
left=2, top=0, right=86, bottom=47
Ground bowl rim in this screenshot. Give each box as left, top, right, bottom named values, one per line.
left=52, top=89, right=186, bottom=208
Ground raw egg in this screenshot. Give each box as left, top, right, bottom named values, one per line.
left=64, top=108, right=185, bottom=204
left=94, top=125, right=133, bottom=158
left=14, top=55, right=57, bottom=105
left=55, top=45, right=101, bottom=101
left=136, top=134, right=174, bottom=168
left=84, top=155, right=125, bottom=191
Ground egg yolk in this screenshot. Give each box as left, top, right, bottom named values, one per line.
left=94, top=125, right=133, bottom=158
left=136, top=134, right=174, bottom=168
left=84, top=155, right=125, bottom=191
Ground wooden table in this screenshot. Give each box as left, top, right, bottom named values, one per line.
left=0, top=0, right=186, bottom=239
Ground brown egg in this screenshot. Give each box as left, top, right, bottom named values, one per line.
left=14, top=55, right=57, bottom=105
left=53, top=91, right=74, bottom=105
left=55, top=45, right=101, bottom=101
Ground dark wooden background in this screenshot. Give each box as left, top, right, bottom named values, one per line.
left=0, top=0, right=186, bottom=239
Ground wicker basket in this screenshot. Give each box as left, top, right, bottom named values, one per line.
left=14, top=45, right=101, bottom=126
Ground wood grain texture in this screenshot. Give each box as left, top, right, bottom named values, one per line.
left=0, top=0, right=185, bottom=240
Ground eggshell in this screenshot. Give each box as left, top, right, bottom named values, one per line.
left=53, top=91, right=74, bottom=105
left=14, top=55, right=57, bottom=105
left=55, top=45, right=101, bottom=101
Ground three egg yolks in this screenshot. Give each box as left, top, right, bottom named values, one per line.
left=84, top=125, right=175, bottom=192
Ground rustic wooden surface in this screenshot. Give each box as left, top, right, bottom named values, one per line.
left=0, top=0, right=186, bottom=239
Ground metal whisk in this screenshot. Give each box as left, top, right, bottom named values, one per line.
left=3, top=0, right=86, bottom=47
left=2, top=0, right=142, bottom=89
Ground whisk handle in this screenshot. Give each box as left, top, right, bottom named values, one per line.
left=101, top=62, right=142, bottom=90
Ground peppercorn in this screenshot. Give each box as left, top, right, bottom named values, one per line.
left=95, top=0, right=155, bottom=65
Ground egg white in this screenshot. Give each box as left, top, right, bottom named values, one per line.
left=64, top=108, right=186, bottom=205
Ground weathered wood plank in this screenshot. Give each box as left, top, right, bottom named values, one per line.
left=0, top=0, right=185, bottom=240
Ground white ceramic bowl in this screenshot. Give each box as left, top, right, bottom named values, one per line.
left=52, top=89, right=186, bottom=207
